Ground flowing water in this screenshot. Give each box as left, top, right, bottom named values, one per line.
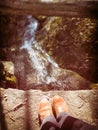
left=20, top=16, right=59, bottom=84
left=0, top=15, right=91, bottom=90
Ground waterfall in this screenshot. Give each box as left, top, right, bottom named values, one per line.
left=20, top=15, right=59, bottom=84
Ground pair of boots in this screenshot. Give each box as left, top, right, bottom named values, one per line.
left=38, top=95, right=68, bottom=123
left=38, top=95, right=98, bottom=130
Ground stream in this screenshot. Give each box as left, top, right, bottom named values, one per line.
left=20, top=15, right=59, bottom=84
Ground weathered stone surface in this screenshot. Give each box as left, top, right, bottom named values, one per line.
left=0, top=88, right=98, bottom=130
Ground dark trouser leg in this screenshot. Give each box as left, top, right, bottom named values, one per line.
left=40, top=116, right=59, bottom=130
left=57, top=112, right=98, bottom=130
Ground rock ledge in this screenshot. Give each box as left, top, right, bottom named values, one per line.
left=0, top=88, right=98, bottom=130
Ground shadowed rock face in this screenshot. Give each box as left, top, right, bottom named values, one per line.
left=37, top=17, right=98, bottom=83
left=0, top=15, right=97, bottom=90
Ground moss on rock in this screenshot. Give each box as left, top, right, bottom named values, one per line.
left=37, top=17, right=98, bottom=83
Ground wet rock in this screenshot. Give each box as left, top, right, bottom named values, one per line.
left=0, top=88, right=98, bottom=130
left=27, top=67, right=90, bottom=90
left=0, top=47, right=90, bottom=91
left=20, top=49, right=90, bottom=91
left=50, top=68, right=90, bottom=90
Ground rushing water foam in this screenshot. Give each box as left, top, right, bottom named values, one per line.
left=20, top=15, right=59, bottom=84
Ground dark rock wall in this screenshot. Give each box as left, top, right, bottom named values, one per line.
left=37, top=17, right=98, bottom=83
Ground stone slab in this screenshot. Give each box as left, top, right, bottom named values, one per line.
left=0, top=88, right=98, bottom=130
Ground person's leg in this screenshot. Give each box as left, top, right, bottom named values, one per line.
left=40, top=115, right=59, bottom=130
left=57, top=112, right=98, bottom=130
left=71, top=118, right=98, bottom=130
left=38, top=97, right=59, bottom=130
left=52, top=95, right=98, bottom=130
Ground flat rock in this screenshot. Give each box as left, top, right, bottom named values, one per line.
left=0, top=88, right=98, bottom=130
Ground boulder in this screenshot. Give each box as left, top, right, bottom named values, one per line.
left=0, top=61, right=17, bottom=89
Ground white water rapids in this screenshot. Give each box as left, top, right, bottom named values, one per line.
left=20, top=16, right=59, bottom=84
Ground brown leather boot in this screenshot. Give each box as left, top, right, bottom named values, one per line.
left=52, top=95, right=68, bottom=117
left=38, top=97, right=53, bottom=122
